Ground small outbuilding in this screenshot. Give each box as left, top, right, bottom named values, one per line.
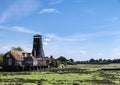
left=58, top=64, right=65, bottom=69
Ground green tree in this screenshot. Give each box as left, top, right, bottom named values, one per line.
left=69, top=58, right=74, bottom=62
left=50, top=60, right=59, bottom=68
left=57, top=56, right=67, bottom=63
left=67, top=58, right=75, bottom=65
left=11, top=47, right=24, bottom=51
left=0, top=53, right=3, bottom=66
left=50, top=55, right=54, bottom=59
left=89, top=58, right=95, bottom=62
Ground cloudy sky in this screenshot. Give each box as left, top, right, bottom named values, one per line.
left=0, top=0, right=120, bottom=61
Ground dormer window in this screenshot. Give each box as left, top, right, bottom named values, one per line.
left=6, top=54, right=10, bottom=58
left=25, top=53, right=27, bottom=57
left=22, top=53, right=27, bottom=57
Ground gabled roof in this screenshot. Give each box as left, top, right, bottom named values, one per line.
left=6, top=50, right=24, bottom=61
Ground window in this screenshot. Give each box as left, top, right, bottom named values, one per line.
left=8, top=58, right=12, bottom=66
left=25, top=61, right=33, bottom=65
left=6, top=54, right=10, bottom=58
left=33, top=60, right=38, bottom=65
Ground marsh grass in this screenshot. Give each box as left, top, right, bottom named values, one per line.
left=0, top=64, right=120, bottom=85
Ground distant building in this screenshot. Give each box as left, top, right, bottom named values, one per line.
left=2, top=34, right=51, bottom=71
left=58, top=64, right=65, bottom=69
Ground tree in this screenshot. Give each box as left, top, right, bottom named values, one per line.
left=50, top=55, right=54, bottom=59
left=69, top=58, right=74, bottom=62
left=89, top=58, right=95, bottom=62
left=107, top=59, right=112, bottom=63
left=0, top=53, right=3, bottom=66
left=98, top=58, right=102, bottom=62
left=50, top=60, right=59, bottom=68
left=57, top=56, right=67, bottom=63
left=11, top=47, right=24, bottom=51
left=67, top=58, right=75, bottom=65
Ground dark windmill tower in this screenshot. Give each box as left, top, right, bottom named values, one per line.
left=32, top=34, right=45, bottom=57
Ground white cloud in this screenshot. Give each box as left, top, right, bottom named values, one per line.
left=105, top=17, right=119, bottom=23
left=43, top=42, right=48, bottom=46
left=0, top=42, right=32, bottom=54
left=45, top=31, right=120, bottom=43
left=45, top=33, right=88, bottom=42
left=45, top=34, right=57, bottom=38
left=0, top=0, right=39, bottom=23
left=0, top=45, right=11, bottom=53
left=0, top=25, right=38, bottom=34
left=44, top=33, right=91, bottom=60
left=1, top=30, right=120, bottom=61
left=80, top=51, right=87, bottom=54
left=44, top=38, right=51, bottom=42
left=11, top=26, right=37, bottom=34
left=39, top=8, right=60, bottom=14
left=97, top=53, right=103, bottom=56
left=50, top=0, right=64, bottom=5
left=113, top=48, right=120, bottom=56
left=44, top=32, right=120, bottom=60
left=83, top=8, right=96, bottom=15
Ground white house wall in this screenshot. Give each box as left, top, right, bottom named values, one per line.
left=33, top=60, right=38, bottom=65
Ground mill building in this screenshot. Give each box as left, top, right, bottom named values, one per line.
left=2, top=34, right=51, bottom=71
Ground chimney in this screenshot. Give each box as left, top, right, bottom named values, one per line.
left=32, top=34, right=45, bottom=57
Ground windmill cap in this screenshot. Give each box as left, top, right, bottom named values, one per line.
left=34, top=34, right=42, bottom=38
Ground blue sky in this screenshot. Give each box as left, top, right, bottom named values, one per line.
left=0, top=0, right=120, bottom=61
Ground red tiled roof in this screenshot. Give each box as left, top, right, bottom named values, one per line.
left=7, top=50, right=24, bottom=61
left=5, top=50, right=51, bottom=61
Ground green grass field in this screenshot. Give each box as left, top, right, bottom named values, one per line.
left=0, top=64, right=120, bottom=85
